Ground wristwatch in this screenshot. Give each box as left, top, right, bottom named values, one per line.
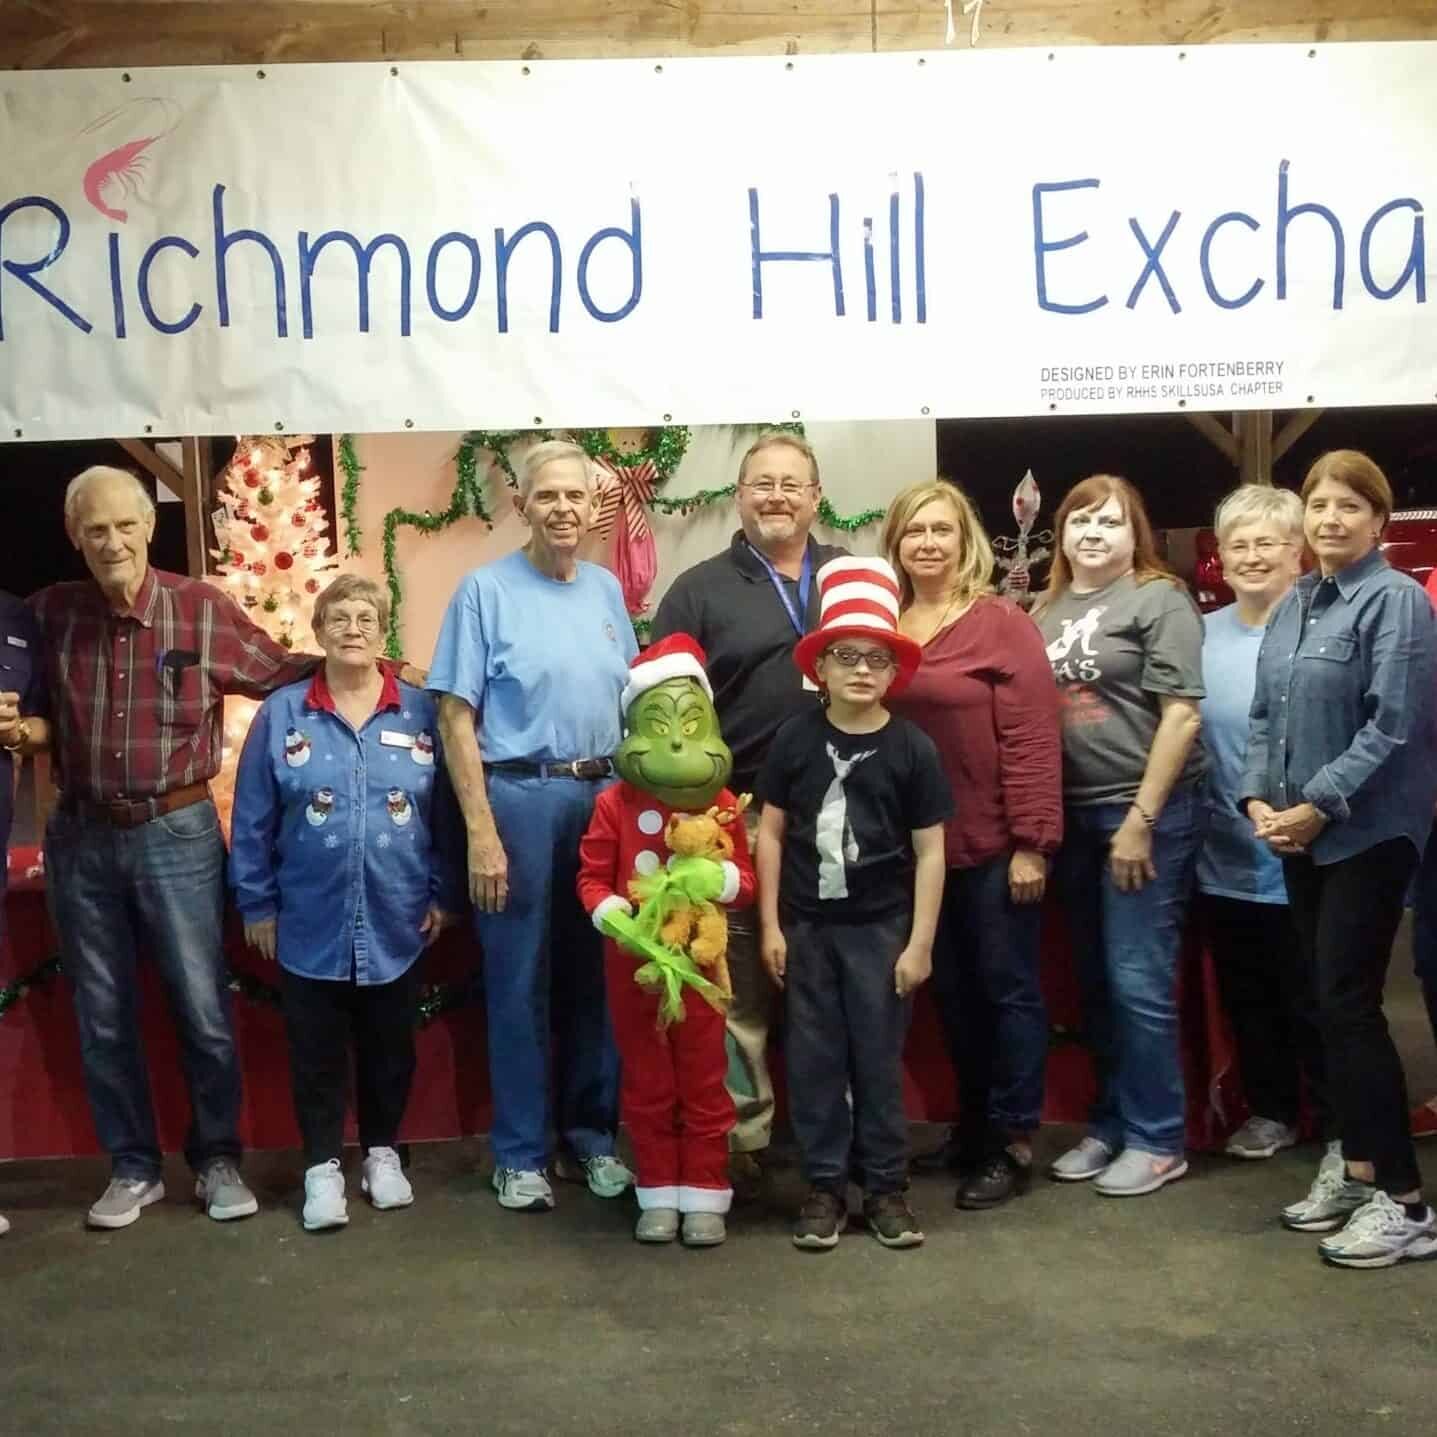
left=1, top=717, right=31, bottom=754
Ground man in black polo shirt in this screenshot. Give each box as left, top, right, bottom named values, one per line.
left=0, top=588, right=50, bottom=1237
left=649, top=432, right=846, bottom=1194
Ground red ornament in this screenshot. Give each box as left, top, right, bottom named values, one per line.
left=291, top=510, right=308, bottom=527
left=304, top=578, right=320, bottom=595
left=242, top=470, right=260, bottom=489
left=274, top=551, right=294, bottom=571
left=250, top=524, right=269, bottom=542
left=251, top=561, right=267, bottom=577
left=306, top=499, right=321, bottom=511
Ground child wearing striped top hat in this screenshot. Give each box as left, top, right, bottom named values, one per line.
left=755, top=556, right=953, bottom=1251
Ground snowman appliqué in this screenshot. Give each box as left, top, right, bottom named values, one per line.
left=283, top=727, right=312, bottom=768
left=411, top=731, right=435, bottom=767
left=305, top=788, right=335, bottom=828
left=386, top=788, right=414, bottom=828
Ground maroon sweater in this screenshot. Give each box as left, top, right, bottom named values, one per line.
left=890, top=595, right=1063, bottom=869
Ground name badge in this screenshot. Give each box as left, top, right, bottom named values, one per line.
left=380, top=729, right=416, bottom=748
left=4, top=634, right=27, bottom=649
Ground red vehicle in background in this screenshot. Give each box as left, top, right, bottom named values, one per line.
left=1192, top=509, right=1437, bottom=612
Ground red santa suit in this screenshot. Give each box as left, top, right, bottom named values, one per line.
left=577, top=781, right=756, bottom=1213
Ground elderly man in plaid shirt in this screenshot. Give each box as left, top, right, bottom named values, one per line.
left=29, top=466, right=323, bottom=1230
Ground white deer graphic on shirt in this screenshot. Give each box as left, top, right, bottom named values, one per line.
left=1045, top=605, right=1108, bottom=662
left=816, top=741, right=877, bottom=899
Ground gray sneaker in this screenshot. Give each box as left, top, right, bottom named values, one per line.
left=1048, top=1136, right=1115, bottom=1182
left=195, top=1160, right=259, bottom=1221
left=681, top=1211, right=727, bottom=1247
left=88, top=1177, right=165, bottom=1230
left=1281, top=1144, right=1373, bottom=1232
left=1095, top=1148, right=1188, bottom=1197
left=634, top=1207, right=680, bottom=1243
left=1225, top=1116, right=1299, bottom=1160
left=1318, top=1192, right=1437, bottom=1269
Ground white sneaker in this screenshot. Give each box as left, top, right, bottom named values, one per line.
left=555, top=1152, right=634, bottom=1199
left=361, top=1147, right=414, bottom=1210
left=1048, top=1136, right=1114, bottom=1182
left=1281, top=1143, right=1372, bottom=1233
left=302, top=1159, right=349, bottom=1232
left=1318, top=1192, right=1437, bottom=1269
left=492, top=1166, right=555, bottom=1211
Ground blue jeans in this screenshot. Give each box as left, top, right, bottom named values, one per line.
left=1054, top=787, right=1201, bottom=1157
left=44, top=799, right=240, bottom=1182
left=475, top=774, right=619, bottom=1171
left=932, top=856, right=1048, bottom=1137
left=1411, top=819, right=1437, bottom=1051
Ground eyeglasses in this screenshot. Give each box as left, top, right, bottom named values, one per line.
left=824, top=645, right=896, bottom=672
left=323, top=611, right=379, bottom=635
left=741, top=479, right=814, bottom=498
left=1221, top=539, right=1291, bottom=559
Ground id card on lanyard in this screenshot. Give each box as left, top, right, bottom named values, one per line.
left=747, top=543, right=819, bottom=689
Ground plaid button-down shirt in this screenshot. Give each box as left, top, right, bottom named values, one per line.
left=29, top=567, right=318, bottom=802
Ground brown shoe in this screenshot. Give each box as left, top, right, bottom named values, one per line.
left=729, top=1150, right=764, bottom=1204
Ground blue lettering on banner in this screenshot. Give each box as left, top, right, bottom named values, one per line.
left=577, top=197, right=643, bottom=323
left=108, top=231, right=127, bottom=339
left=138, top=235, right=203, bottom=335
left=1277, top=159, right=1345, bottom=311
left=1032, top=179, right=1109, bottom=315
left=1125, top=212, right=1182, bottom=313
left=1200, top=212, right=1264, bottom=310
left=1359, top=198, right=1426, bottom=303
left=495, top=220, right=562, bottom=334
left=425, top=232, right=482, bottom=322
left=299, top=229, right=413, bottom=338
left=213, top=183, right=289, bottom=337
left=0, top=195, right=93, bottom=339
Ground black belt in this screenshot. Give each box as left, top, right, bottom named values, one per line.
left=485, top=758, right=613, bottom=781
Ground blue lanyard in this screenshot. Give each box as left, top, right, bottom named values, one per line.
left=747, top=543, right=813, bottom=638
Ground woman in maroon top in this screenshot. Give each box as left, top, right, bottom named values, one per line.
left=885, top=480, right=1063, bottom=1209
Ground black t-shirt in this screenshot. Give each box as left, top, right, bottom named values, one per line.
left=760, top=708, right=953, bottom=923
left=650, top=531, right=848, bottom=798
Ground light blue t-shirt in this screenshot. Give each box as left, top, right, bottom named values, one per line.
left=1197, top=604, right=1286, bottom=904
left=427, top=549, right=638, bottom=762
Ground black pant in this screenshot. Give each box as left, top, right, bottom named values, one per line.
left=1283, top=838, right=1422, bottom=1196
left=280, top=964, right=421, bottom=1167
left=784, top=910, right=911, bottom=1196
left=1199, top=893, right=1328, bottom=1132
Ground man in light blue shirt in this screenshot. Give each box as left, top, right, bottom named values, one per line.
left=431, top=440, right=637, bottom=1213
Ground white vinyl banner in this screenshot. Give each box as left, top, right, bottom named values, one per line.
left=1, top=44, right=1435, bottom=440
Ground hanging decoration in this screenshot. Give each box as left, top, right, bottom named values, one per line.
left=993, top=469, right=1053, bottom=603
left=0, top=954, right=61, bottom=1020
left=338, top=432, right=365, bottom=557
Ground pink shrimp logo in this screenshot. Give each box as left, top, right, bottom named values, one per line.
left=80, top=99, right=180, bottom=223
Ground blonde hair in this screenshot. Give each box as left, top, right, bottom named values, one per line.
left=1214, top=484, right=1305, bottom=545
left=1040, top=474, right=1178, bottom=607
left=737, top=431, right=820, bottom=490
left=517, top=439, right=595, bottom=498
left=64, top=465, right=155, bottom=534
left=1301, top=449, right=1394, bottom=526
left=312, top=573, right=389, bottom=635
left=882, top=480, right=995, bottom=610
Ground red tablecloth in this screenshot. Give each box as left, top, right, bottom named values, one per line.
left=1, top=844, right=1239, bottom=1162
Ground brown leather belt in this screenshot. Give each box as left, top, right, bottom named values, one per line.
left=62, top=780, right=213, bottom=830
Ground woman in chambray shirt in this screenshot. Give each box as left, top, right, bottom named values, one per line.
left=1242, top=450, right=1437, bottom=1270
left=231, top=575, right=462, bottom=1234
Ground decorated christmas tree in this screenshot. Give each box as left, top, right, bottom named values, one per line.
left=209, top=436, right=336, bottom=830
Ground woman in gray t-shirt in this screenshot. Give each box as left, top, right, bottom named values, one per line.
left=1034, top=475, right=1204, bottom=1198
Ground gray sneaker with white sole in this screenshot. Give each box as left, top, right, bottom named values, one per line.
left=88, top=1177, right=166, bottom=1229
left=195, top=1160, right=259, bottom=1221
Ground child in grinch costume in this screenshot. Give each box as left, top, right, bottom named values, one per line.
left=577, top=634, right=756, bottom=1246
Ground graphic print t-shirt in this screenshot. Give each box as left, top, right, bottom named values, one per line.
left=1036, top=574, right=1205, bottom=807
left=759, top=708, right=953, bottom=923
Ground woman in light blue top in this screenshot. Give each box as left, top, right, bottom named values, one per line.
left=1197, top=485, right=1323, bottom=1161
left=429, top=440, right=638, bottom=1214
left=1243, top=450, right=1437, bottom=1269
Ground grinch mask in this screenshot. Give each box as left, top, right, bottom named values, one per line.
left=615, top=676, right=732, bottom=810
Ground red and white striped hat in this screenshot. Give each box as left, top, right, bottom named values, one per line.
left=794, top=556, right=923, bottom=696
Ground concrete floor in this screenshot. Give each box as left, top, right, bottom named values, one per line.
left=5, top=955, right=1435, bottom=1436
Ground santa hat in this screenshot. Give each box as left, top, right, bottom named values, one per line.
left=794, top=556, right=923, bottom=696
left=622, top=632, right=713, bottom=713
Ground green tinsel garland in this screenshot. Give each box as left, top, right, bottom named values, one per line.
left=337, top=433, right=365, bottom=557
left=0, top=954, right=62, bottom=1018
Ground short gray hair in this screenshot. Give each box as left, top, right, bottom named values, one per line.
left=64, top=465, right=155, bottom=533
left=1214, top=484, right=1305, bottom=545
left=517, top=439, right=595, bottom=499
left=311, top=573, right=389, bottom=635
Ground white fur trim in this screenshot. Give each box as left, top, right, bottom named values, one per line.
left=718, top=861, right=741, bottom=904
left=635, top=1185, right=680, bottom=1211
left=678, top=1185, right=733, bottom=1214
left=621, top=653, right=712, bottom=713
left=591, top=894, right=632, bottom=932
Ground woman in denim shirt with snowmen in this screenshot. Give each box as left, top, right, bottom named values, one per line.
left=1242, top=450, right=1437, bottom=1270
left=231, top=575, right=462, bottom=1233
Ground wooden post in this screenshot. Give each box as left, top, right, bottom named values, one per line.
left=181, top=437, right=214, bottom=577
left=1235, top=410, right=1273, bottom=485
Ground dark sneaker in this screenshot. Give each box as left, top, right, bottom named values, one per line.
left=956, top=1150, right=1033, bottom=1211
left=792, top=1188, right=847, bottom=1250
left=863, top=1191, right=925, bottom=1249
